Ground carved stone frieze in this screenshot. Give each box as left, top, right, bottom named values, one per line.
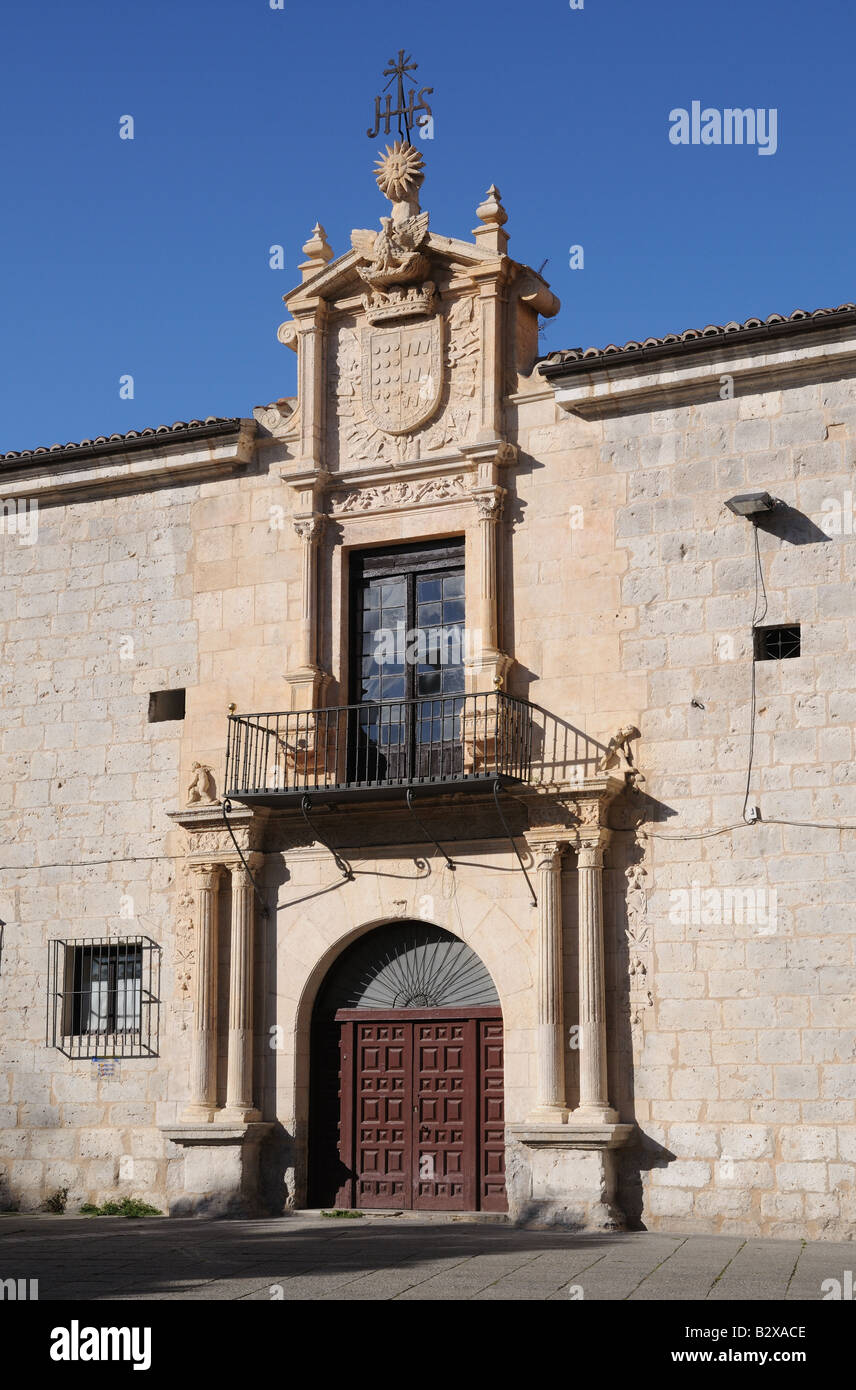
left=623, top=862, right=653, bottom=1032
left=525, top=787, right=580, bottom=833
left=174, top=875, right=195, bottom=1005
left=330, top=473, right=468, bottom=515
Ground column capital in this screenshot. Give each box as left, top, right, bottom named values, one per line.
left=471, top=485, right=506, bottom=523
left=576, top=838, right=607, bottom=869
left=191, top=862, right=223, bottom=887
left=524, top=836, right=567, bottom=871
left=227, top=853, right=264, bottom=882
left=293, top=513, right=325, bottom=544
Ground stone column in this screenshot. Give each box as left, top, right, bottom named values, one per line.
left=182, top=863, right=222, bottom=1122
left=220, top=857, right=262, bottom=1123
left=571, top=839, right=618, bottom=1125
left=294, top=514, right=324, bottom=674
left=527, top=839, right=568, bottom=1122
left=473, top=488, right=505, bottom=654
left=286, top=512, right=328, bottom=712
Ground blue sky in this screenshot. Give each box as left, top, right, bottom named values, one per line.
left=0, top=0, right=853, bottom=453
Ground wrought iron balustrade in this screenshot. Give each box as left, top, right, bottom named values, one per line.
left=225, top=691, right=536, bottom=803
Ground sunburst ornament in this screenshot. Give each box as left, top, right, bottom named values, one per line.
left=374, top=140, right=425, bottom=204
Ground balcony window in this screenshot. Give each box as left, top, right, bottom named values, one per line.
left=350, top=538, right=466, bottom=783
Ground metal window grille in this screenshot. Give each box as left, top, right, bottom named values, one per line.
left=754, top=624, right=801, bottom=661
left=47, top=936, right=161, bottom=1059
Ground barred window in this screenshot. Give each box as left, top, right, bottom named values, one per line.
left=754, top=624, right=801, bottom=661
left=47, top=937, right=161, bottom=1058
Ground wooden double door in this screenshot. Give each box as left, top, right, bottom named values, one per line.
left=312, top=1007, right=506, bottom=1212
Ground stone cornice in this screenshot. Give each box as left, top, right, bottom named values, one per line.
left=550, top=326, right=856, bottom=418
left=0, top=419, right=256, bottom=502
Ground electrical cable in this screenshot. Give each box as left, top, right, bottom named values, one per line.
left=741, top=521, right=768, bottom=823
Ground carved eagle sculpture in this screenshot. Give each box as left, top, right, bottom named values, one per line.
left=354, top=212, right=430, bottom=289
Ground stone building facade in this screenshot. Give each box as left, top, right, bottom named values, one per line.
left=1, top=143, right=854, bottom=1239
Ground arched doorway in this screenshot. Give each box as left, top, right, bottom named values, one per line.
left=308, top=922, right=507, bottom=1212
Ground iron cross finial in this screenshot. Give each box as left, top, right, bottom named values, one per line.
left=367, top=51, right=433, bottom=143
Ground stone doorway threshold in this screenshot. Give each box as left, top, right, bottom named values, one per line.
left=296, top=1208, right=510, bottom=1224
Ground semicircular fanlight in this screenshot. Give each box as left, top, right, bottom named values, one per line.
left=315, top=922, right=499, bottom=1017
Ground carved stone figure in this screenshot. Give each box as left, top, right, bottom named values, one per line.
left=356, top=213, right=430, bottom=291
left=597, top=725, right=644, bottom=782
left=186, top=763, right=217, bottom=806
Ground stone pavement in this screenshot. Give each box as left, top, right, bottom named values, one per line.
left=0, top=1212, right=852, bottom=1301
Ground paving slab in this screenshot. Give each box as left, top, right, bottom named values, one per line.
left=0, top=1214, right=850, bottom=1300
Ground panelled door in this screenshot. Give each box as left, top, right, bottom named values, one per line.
left=334, top=1008, right=506, bottom=1212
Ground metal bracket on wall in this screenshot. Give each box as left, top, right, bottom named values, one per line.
left=300, top=795, right=353, bottom=881
left=492, top=780, right=537, bottom=907
left=405, top=787, right=456, bottom=872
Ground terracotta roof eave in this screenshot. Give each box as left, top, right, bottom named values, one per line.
left=0, top=417, right=250, bottom=472
left=537, top=305, right=856, bottom=380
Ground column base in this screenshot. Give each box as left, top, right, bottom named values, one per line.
left=162, top=1122, right=273, bottom=1217
left=216, top=1107, right=261, bottom=1125
left=506, top=1122, right=634, bottom=1231
left=568, top=1104, right=620, bottom=1126
left=179, top=1104, right=216, bottom=1124
left=525, top=1105, right=569, bottom=1124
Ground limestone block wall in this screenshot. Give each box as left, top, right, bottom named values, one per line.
left=513, top=366, right=856, bottom=1238
left=0, top=484, right=202, bottom=1210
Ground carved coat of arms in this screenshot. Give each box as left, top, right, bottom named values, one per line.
left=361, top=318, right=443, bottom=435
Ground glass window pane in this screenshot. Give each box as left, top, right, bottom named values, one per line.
left=443, top=666, right=465, bottom=693
left=417, top=670, right=442, bottom=695
left=417, top=577, right=442, bottom=601
left=380, top=579, right=405, bottom=605
left=443, top=598, right=465, bottom=623
left=362, top=608, right=382, bottom=632
left=443, top=573, right=465, bottom=598
left=361, top=677, right=380, bottom=702
left=417, top=601, right=442, bottom=626
left=381, top=676, right=405, bottom=699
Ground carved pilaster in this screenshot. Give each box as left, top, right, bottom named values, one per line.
left=467, top=481, right=512, bottom=692
left=286, top=510, right=329, bottom=710
left=220, top=856, right=263, bottom=1124
left=571, top=836, right=618, bottom=1126
left=525, top=836, right=569, bottom=1122
left=182, top=864, right=222, bottom=1122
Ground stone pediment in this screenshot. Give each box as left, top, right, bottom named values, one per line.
left=276, top=143, right=559, bottom=479
left=283, top=233, right=512, bottom=314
